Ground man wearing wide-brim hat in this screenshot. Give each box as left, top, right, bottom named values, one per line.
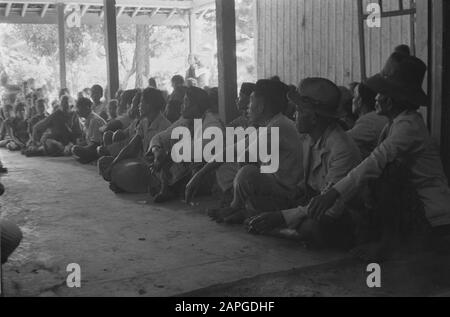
left=308, top=52, right=450, bottom=261
left=248, top=78, right=362, bottom=249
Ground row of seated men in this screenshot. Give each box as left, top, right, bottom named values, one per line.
left=97, top=51, right=449, bottom=262
left=2, top=50, right=450, bottom=265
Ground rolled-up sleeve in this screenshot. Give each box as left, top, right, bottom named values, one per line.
left=334, top=119, right=423, bottom=198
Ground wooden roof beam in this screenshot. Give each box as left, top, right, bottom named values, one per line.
left=116, top=5, right=124, bottom=18
left=5, top=2, right=12, bottom=17
left=167, top=8, right=177, bottom=20
left=81, top=4, right=89, bottom=16
left=21, top=3, right=28, bottom=17
left=149, top=7, right=159, bottom=18
left=40, top=3, right=50, bottom=18
left=131, top=6, right=140, bottom=18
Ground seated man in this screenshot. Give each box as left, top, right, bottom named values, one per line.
left=98, top=88, right=171, bottom=194
left=228, top=82, right=256, bottom=128
left=308, top=53, right=450, bottom=261
left=107, top=99, right=118, bottom=121
left=26, top=95, right=82, bottom=157
left=5, top=103, right=29, bottom=151
left=164, top=75, right=187, bottom=123
left=148, top=86, right=224, bottom=203
left=27, top=98, right=47, bottom=141
left=247, top=78, right=362, bottom=249
left=347, top=83, right=389, bottom=159
left=1, top=219, right=22, bottom=264
left=1, top=182, right=23, bottom=264
left=99, top=89, right=138, bottom=136
left=185, top=80, right=304, bottom=224
left=0, top=104, right=14, bottom=145
left=91, top=84, right=108, bottom=121
left=72, top=97, right=106, bottom=164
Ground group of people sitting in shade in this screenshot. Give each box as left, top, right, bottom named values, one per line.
left=2, top=44, right=450, bottom=265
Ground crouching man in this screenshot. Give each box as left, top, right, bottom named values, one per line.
left=247, top=78, right=362, bottom=250
left=305, top=53, right=450, bottom=261
left=72, top=98, right=106, bottom=164
left=1, top=183, right=22, bottom=264
left=185, top=80, right=304, bottom=224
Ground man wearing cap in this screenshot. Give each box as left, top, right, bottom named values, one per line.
left=308, top=53, right=450, bottom=261
left=185, top=79, right=303, bottom=224
left=247, top=78, right=362, bottom=249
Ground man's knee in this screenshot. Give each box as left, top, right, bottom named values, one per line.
left=113, top=130, right=127, bottom=143
left=234, top=165, right=260, bottom=190
left=297, top=219, right=325, bottom=248
left=1, top=220, right=23, bottom=264
left=103, top=131, right=113, bottom=145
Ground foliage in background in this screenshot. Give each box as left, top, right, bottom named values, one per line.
left=0, top=0, right=255, bottom=101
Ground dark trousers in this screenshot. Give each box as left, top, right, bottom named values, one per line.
left=1, top=220, right=22, bottom=264
left=72, top=143, right=100, bottom=164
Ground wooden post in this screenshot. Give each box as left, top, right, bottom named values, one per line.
left=57, top=3, right=67, bottom=89
left=188, top=10, right=196, bottom=54
left=430, top=0, right=450, bottom=177
left=357, top=0, right=367, bottom=81
left=216, top=0, right=238, bottom=124
left=103, top=0, right=119, bottom=100
left=416, top=0, right=430, bottom=125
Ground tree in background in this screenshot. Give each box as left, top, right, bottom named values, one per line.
left=0, top=0, right=256, bottom=101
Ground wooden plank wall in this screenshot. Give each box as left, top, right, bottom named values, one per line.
left=256, top=0, right=414, bottom=86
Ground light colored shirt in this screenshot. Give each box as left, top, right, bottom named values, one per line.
left=149, top=111, right=224, bottom=155
left=334, top=110, right=450, bottom=227
left=347, top=112, right=389, bottom=159
left=136, top=113, right=171, bottom=153
left=83, top=112, right=106, bottom=144
left=282, top=122, right=362, bottom=228
left=260, top=113, right=304, bottom=191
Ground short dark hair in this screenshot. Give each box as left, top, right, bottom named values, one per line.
left=91, top=84, right=103, bottom=95
left=142, top=88, right=165, bottom=113
left=76, top=97, right=93, bottom=111
left=255, top=79, right=289, bottom=115
left=186, top=86, right=210, bottom=114
left=148, top=77, right=157, bottom=88
left=171, top=75, right=185, bottom=86
left=14, top=102, right=26, bottom=112
left=357, top=83, right=377, bottom=112
left=394, top=44, right=411, bottom=57
left=36, top=98, right=46, bottom=107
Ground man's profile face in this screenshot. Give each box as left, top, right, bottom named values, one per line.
left=37, top=103, right=46, bottom=115
left=182, top=94, right=200, bottom=119
left=375, top=94, right=391, bottom=116
left=236, top=92, right=250, bottom=112
left=295, top=106, right=315, bottom=134
left=91, top=87, right=102, bottom=103
left=139, top=97, right=150, bottom=117
left=248, top=92, right=263, bottom=125
left=352, top=84, right=362, bottom=115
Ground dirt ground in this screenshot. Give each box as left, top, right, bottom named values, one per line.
left=1, top=149, right=449, bottom=297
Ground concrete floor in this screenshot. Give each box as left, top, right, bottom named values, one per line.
left=0, top=149, right=344, bottom=297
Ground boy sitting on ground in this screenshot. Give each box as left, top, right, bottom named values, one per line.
left=98, top=88, right=171, bottom=194
left=71, top=97, right=106, bottom=164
